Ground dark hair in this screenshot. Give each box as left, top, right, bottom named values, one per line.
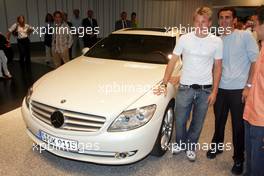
left=256, top=5, right=264, bottom=25
left=17, top=15, right=25, bottom=23
left=218, top=7, right=237, bottom=19
left=121, top=11, right=127, bottom=15
left=45, top=13, right=53, bottom=23
left=131, top=12, right=136, bottom=16
left=53, top=11, right=63, bottom=18
left=73, top=9, right=80, bottom=13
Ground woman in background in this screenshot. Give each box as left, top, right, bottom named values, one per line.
left=131, top=12, right=138, bottom=28
left=44, top=13, right=54, bottom=65
left=7, top=15, right=33, bottom=65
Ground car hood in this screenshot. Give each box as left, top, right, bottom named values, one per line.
left=32, top=57, right=166, bottom=117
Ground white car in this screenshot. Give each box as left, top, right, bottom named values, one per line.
left=21, top=28, right=182, bottom=165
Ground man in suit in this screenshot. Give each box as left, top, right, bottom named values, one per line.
left=82, top=10, right=98, bottom=48
left=115, top=11, right=131, bottom=31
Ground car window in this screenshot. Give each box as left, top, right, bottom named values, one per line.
left=85, top=34, right=176, bottom=64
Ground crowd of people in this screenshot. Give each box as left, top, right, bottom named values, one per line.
left=155, top=6, right=263, bottom=176
left=0, top=10, right=138, bottom=78
left=236, top=15, right=259, bottom=45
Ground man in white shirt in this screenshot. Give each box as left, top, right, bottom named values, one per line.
left=154, top=6, right=223, bottom=162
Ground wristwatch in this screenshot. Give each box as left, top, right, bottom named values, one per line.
left=161, top=82, right=167, bottom=88
left=245, top=83, right=252, bottom=88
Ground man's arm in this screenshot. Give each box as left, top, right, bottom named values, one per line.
left=247, top=62, right=256, bottom=84
left=208, top=59, right=222, bottom=105
left=153, top=54, right=180, bottom=96
left=162, top=54, right=180, bottom=84
left=154, top=34, right=184, bottom=96
left=242, top=31, right=259, bottom=102
left=242, top=62, right=256, bottom=102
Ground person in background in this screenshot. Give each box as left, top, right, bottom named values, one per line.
left=243, top=6, right=264, bottom=176
left=52, top=11, right=73, bottom=68
left=7, top=15, right=33, bottom=66
left=236, top=20, right=245, bottom=30
left=206, top=7, right=259, bottom=175
left=0, top=32, right=12, bottom=79
left=44, top=13, right=54, bottom=65
left=251, top=15, right=260, bottom=47
left=131, top=12, right=138, bottom=28
left=245, top=15, right=259, bottom=42
left=62, top=12, right=73, bottom=27
left=245, top=16, right=255, bottom=32
left=115, top=11, right=131, bottom=30
left=82, top=10, right=98, bottom=48
left=71, top=9, right=83, bottom=58
left=62, top=12, right=73, bottom=59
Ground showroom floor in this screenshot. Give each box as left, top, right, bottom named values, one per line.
left=0, top=61, right=52, bottom=114
left=0, top=106, right=237, bottom=176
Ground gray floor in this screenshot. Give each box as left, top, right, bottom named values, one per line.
left=0, top=107, right=236, bottom=176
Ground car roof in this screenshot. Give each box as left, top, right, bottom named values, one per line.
left=112, top=28, right=180, bottom=37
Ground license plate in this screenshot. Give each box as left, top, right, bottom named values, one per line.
left=39, top=130, right=78, bottom=152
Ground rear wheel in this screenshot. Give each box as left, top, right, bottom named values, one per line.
left=151, top=102, right=174, bottom=156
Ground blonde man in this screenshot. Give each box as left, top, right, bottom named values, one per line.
left=154, top=6, right=223, bottom=162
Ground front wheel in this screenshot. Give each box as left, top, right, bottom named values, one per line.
left=151, top=102, right=175, bottom=156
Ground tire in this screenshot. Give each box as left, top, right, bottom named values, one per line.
left=151, top=101, right=175, bottom=156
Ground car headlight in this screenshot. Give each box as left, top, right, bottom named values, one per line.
left=25, top=87, right=33, bottom=108
left=108, top=104, right=156, bottom=132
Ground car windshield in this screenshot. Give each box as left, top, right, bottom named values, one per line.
left=85, top=34, right=176, bottom=64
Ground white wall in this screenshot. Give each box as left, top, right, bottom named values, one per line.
left=212, top=0, right=264, bottom=7
left=1, top=0, right=209, bottom=43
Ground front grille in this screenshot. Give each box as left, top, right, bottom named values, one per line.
left=30, top=101, right=106, bottom=132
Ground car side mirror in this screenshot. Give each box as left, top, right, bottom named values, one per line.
left=82, top=48, right=90, bottom=55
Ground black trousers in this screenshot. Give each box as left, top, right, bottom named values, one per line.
left=212, top=88, right=245, bottom=163
left=17, top=37, right=31, bottom=64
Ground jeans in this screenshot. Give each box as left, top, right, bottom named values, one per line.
left=244, top=121, right=264, bottom=176
left=212, top=88, right=245, bottom=162
left=175, top=85, right=211, bottom=151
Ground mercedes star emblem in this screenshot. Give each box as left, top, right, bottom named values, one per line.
left=50, top=111, right=64, bottom=128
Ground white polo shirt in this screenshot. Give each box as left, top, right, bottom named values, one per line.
left=173, top=32, right=223, bottom=85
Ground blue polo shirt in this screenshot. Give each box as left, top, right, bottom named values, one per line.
left=219, top=30, right=259, bottom=90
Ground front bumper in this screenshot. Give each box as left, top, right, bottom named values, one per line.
left=21, top=99, right=164, bottom=165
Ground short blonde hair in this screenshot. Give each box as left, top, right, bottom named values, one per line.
left=193, top=6, right=213, bottom=20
